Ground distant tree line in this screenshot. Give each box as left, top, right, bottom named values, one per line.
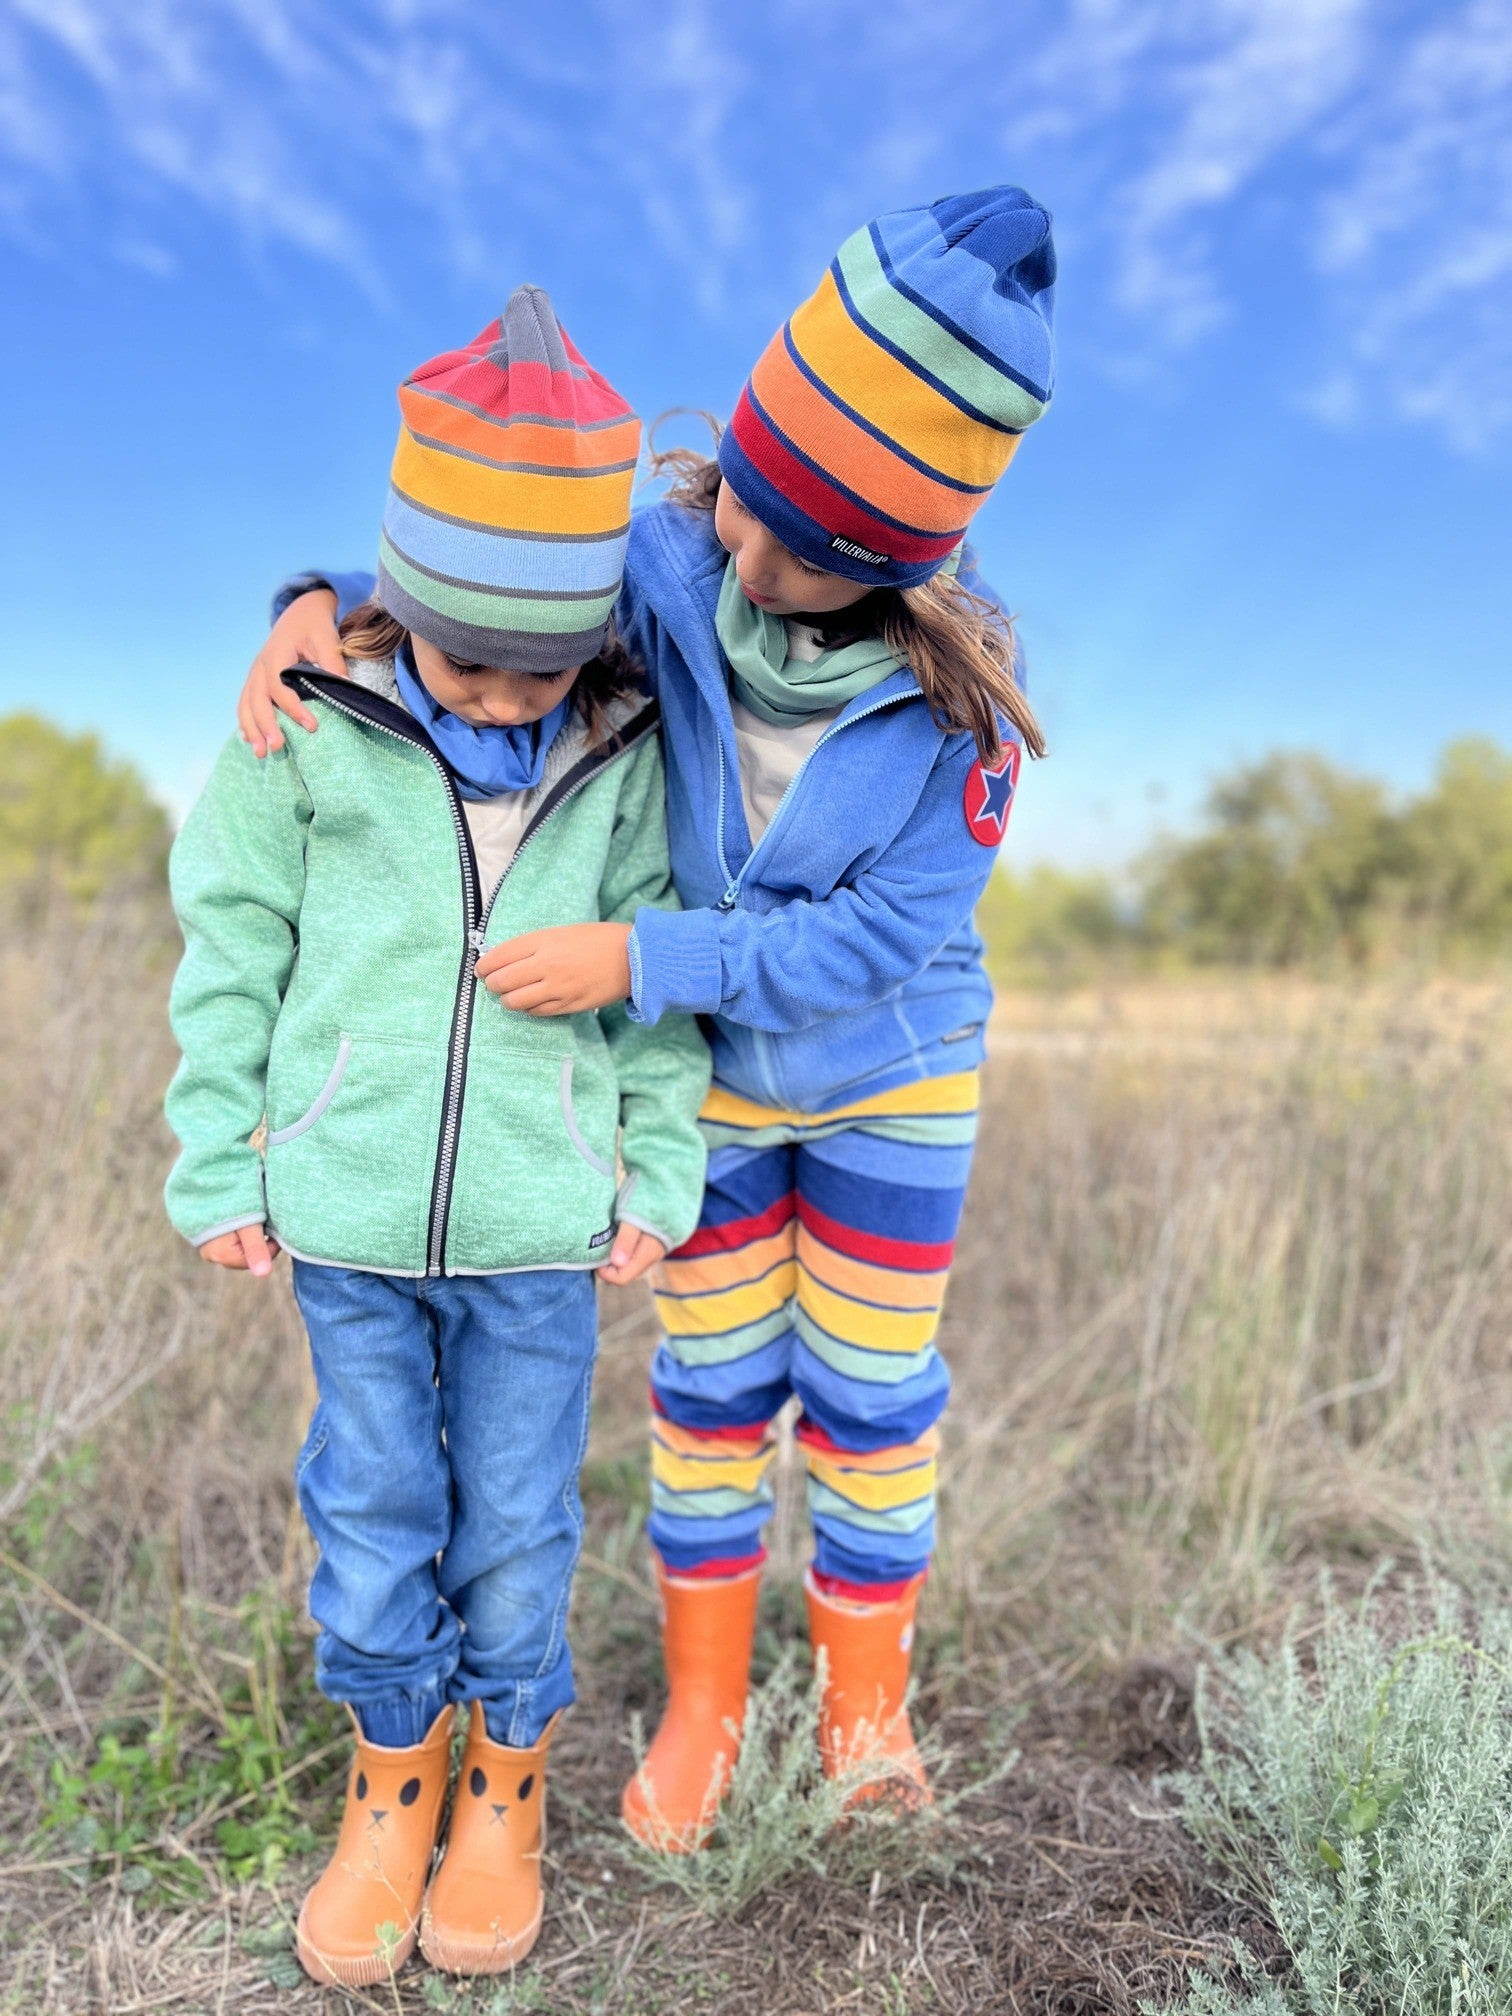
left=3, top=714, right=1508, bottom=975
left=980, top=738, right=1512, bottom=977
left=0, top=714, right=170, bottom=913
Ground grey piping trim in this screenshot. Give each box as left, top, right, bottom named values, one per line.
left=188, top=1213, right=266, bottom=1248
left=272, top=1233, right=604, bottom=1279
left=614, top=1170, right=640, bottom=1218
left=447, top=1260, right=601, bottom=1276
left=267, top=1037, right=352, bottom=1146
left=559, top=1057, right=615, bottom=1177
left=617, top=1213, right=676, bottom=1248
left=403, top=428, right=636, bottom=481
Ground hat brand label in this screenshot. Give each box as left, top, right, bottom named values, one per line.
left=828, top=534, right=890, bottom=567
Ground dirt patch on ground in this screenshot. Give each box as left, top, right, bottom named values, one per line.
left=4, top=1652, right=1288, bottom=2016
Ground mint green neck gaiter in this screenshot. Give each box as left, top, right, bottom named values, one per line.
left=714, top=556, right=903, bottom=726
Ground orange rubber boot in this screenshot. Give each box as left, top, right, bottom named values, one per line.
left=805, top=1570, right=932, bottom=1810
left=296, top=1706, right=453, bottom=1987
left=620, top=1565, right=761, bottom=1853
left=420, top=1708, right=559, bottom=1974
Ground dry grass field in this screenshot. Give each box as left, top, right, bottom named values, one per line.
left=2, top=900, right=1509, bottom=2014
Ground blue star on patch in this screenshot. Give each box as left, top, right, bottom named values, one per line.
left=964, top=744, right=1020, bottom=846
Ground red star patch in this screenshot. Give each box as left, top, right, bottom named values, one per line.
left=964, top=742, right=1020, bottom=846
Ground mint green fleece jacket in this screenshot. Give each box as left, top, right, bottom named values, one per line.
left=164, top=665, right=710, bottom=1276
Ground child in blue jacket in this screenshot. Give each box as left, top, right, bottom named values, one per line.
left=239, top=185, right=1056, bottom=1851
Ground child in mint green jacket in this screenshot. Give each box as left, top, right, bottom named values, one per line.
left=164, top=289, right=709, bottom=1988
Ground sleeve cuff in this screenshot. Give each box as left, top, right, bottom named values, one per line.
left=271, top=570, right=374, bottom=626
left=615, top=1170, right=697, bottom=1255
left=626, top=905, right=724, bottom=1024
left=184, top=1212, right=266, bottom=1250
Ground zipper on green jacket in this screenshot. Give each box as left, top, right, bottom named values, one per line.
left=287, top=668, right=658, bottom=1275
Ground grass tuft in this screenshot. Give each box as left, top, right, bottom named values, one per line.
left=1151, top=1575, right=1512, bottom=2015
left=619, top=1648, right=1016, bottom=1917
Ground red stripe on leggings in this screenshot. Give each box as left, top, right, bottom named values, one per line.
left=673, top=1190, right=796, bottom=1259
left=811, top=1568, right=922, bottom=1605
left=797, top=1196, right=956, bottom=1273
left=674, top=1550, right=765, bottom=1581
left=651, top=1390, right=774, bottom=1445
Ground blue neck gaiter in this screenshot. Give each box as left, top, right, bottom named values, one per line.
left=394, top=645, right=571, bottom=801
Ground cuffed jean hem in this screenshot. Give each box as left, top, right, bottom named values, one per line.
left=464, top=1678, right=574, bottom=1750
left=349, top=1683, right=450, bottom=1748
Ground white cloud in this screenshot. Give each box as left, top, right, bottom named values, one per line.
left=599, top=0, right=753, bottom=318
left=985, top=0, right=1512, bottom=452
left=0, top=0, right=1507, bottom=452
left=1303, top=0, right=1512, bottom=452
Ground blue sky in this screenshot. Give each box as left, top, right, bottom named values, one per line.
left=1, top=0, right=1508, bottom=868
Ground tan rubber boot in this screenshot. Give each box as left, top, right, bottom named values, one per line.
left=620, top=1565, right=761, bottom=1853
left=420, top=1708, right=560, bottom=1974
left=295, top=1705, right=453, bottom=1987
left=805, top=1570, right=932, bottom=1810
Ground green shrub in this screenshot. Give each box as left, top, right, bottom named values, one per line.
left=978, top=861, right=1135, bottom=982
left=620, top=1648, right=1014, bottom=1917
left=1150, top=1577, right=1512, bottom=2015
left=0, top=711, right=170, bottom=908
left=977, top=737, right=1512, bottom=977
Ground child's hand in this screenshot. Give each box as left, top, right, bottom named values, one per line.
left=199, top=1225, right=281, bottom=1277
left=476, top=923, right=633, bottom=1015
left=597, top=1225, right=665, bottom=1287
left=239, top=589, right=345, bottom=758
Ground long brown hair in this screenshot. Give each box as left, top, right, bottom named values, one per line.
left=336, top=601, right=642, bottom=748
left=649, top=421, right=1046, bottom=764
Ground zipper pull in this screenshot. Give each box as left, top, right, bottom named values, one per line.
left=716, top=888, right=738, bottom=913
left=468, top=927, right=486, bottom=961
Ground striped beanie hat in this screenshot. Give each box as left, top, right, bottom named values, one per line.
left=377, top=284, right=640, bottom=672
left=718, top=186, right=1056, bottom=589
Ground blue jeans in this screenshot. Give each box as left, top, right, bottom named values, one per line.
left=291, top=1261, right=598, bottom=1749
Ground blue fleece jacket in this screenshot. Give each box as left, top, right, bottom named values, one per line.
left=277, top=502, right=1017, bottom=1113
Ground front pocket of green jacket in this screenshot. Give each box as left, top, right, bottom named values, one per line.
left=264, top=1034, right=444, bottom=1270
left=267, top=1035, right=352, bottom=1145
left=559, top=1055, right=615, bottom=1177
left=444, top=1038, right=619, bottom=1269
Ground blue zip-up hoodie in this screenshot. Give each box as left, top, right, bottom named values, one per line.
left=277, top=501, right=1015, bottom=1114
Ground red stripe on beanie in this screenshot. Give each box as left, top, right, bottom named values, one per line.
left=729, top=392, right=963, bottom=567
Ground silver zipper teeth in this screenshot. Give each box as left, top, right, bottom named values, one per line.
left=475, top=730, right=647, bottom=938
left=426, top=785, right=480, bottom=1274
left=307, top=680, right=654, bottom=1275
left=291, top=683, right=477, bottom=1276
left=715, top=689, right=915, bottom=911
left=433, top=713, right=657, bottom=1270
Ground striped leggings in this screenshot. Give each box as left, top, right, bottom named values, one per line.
left=647, top=1072, right=978, bottom=1601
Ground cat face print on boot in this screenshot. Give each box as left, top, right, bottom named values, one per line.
left=421, top=1708, right=560, bottom=1975
left=295, top=1706, right=454, bottom=1989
